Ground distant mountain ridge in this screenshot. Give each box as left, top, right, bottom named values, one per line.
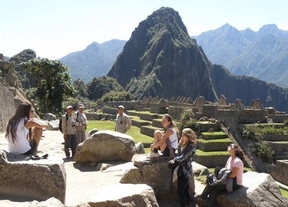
left=59, top=39, right=126, bottom=83
left=193, top=23, right=288, bottom=87
left=107, top=7, right=288, bottom=112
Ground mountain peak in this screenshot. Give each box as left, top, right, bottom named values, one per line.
left=108, top=7, right=216, bottom=100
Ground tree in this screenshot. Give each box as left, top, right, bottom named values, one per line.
left=73, top=79, right=88, bottom=98
left=87, top=76, right=124, bottom=100
left=20, top=58, right=75, bottom=116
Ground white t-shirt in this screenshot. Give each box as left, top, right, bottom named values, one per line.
left=167, top=128, right=178, bottom=149
left=225, top=156, right=243, bottom=185
left=7, top=118, right=31, bottom=155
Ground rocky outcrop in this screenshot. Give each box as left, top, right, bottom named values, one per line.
left=120, top=155, right=171, bottom=196
left=86, top=184, right=159, bottom=207
left=216, top=172, right=288, bottom=207
left=74, top=130, right=136, bottom=164
left=0, top=150, right=66, bottom=203
left=120, top=155, right=209, bottom=197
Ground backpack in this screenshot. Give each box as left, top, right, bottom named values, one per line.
left=59, top=113, right=68, bottom=133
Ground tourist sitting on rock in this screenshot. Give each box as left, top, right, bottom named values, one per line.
left=195, top=143, right=244, bottom=207
left=150, top=114, right=178, bottom=158
left=5, top=102, right=47, bottom=156
left=168, top=128, right=197, bottom=207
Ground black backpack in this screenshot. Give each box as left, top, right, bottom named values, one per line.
left=59, top=113, right=68, bottom=133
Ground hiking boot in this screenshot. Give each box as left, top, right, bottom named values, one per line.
left=150, top=151, right=160, bottom=158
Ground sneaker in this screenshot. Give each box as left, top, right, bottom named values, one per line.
left=150, top=151, right=160, bottom=158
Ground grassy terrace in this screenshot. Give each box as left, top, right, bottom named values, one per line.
left=196, top=149, right=229, bottom=156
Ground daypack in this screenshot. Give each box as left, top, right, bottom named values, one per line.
left=59, top=113, right=68, bottom=133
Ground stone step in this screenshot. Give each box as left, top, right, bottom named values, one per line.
left=140, top=126, right=162, bottom=138
left=262, top=134, right=288, bottom=141
left=194, top=149, right=230, bottom=168
left=152, top=119, right=163, bottom=128
left=267, top=141, right=288, bottom=156
left=197, top=138, right=233, bottom=151
left=197, top=121, right=221, bottom=132
left=201, top=131, right=228, bottom=140
left=131, top=119, right=151, bottom=128
left=127, top=110, right=162, bottom=121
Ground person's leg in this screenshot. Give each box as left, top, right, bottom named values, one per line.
left=206, top=185, right=226, bottom=207
left=177, top=175, right=189, bottom=207
left=189, top=173, right=196, bottom=196
left=184, top=180, right=191, bottom=206
left=71, top=134, right=77, bottom=157
left=153, top=130, right=162, bottom=145
left=81, top=131, right=86, bottom=143
left=64, top=135, right=72, bottom=157
left=31, top=128, right=43, bottom=155
left=75, top=130, right=81, bottom=145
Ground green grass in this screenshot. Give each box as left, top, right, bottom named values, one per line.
left=198, top=138, right=232, bottom=143
left=281, top=188, right=288, bottom=198
left=196, top=149, right=229, bottom=156
left=86, top=120, right=153, bottom=145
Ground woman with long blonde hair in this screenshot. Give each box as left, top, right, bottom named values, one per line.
left=169, top=128, right=197, bottom=207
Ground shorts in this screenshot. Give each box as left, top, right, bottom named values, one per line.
left=22, top=139, right=37, bottom=155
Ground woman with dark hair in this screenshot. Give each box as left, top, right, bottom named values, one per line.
left=169, top=128, right=197, bottom=207
left=196, top=143, right=244, bottom=207
left=5, top=102, right=47, bottom=156
left=150, top=114, right=179, bottom=158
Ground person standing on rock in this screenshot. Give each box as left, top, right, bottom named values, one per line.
left=73, top=104, right=88, bottom=145
left=62, top=105, right=77, bottom=158
left=115, top=105, right=131, bottom=133
left=195, top=143, right=244, bottom=207
left=5, top=102, right=47, bottom=156
left=168, top=128, right=197, bottom=207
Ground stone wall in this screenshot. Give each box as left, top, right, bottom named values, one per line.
left=105, top=101, right=140, bottom=110
left=266, top=160, right=288, bottom=186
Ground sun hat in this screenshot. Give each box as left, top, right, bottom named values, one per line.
left=78, top=104, right=85, bottom=109
left=118, top=105, right=124, bottom=109
left=66, top=105, right=73, bottom=110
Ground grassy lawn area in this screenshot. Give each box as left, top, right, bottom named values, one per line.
left=87, top=120, right=153, bottom=152
left=281, top=188, right=288, bottom=198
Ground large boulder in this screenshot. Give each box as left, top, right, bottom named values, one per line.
left=120, top=155, right=172, bottom=196
left=0, top=150, right=66, bottom=203
left=74, top=130, right=136, bottom=164
left=217, top=172, right=288, bottom=207
left=85, top=184, right=159, bottom=207
left=120, top=156, right=209, bottom=197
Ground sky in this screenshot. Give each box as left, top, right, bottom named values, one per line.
left=1, top=0, right=287, bottom=60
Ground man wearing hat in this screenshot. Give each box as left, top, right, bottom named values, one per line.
left=73, top=104, right=88, bottom=145
left=115, top=105, right=131, bottom=133
left=62, top=105, right=77, bottom=158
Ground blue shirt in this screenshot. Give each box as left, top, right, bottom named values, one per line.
left=174, top=144, right=196, bottom=178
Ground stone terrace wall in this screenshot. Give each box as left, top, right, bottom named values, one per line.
left=238, top=109, right=267, bottom=124
left=105, top=101, right=140, bottom=110
left=267, top=160, right=288, bottom=186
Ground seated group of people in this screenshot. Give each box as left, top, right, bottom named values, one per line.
left=149, top=114, right=244, bottom=207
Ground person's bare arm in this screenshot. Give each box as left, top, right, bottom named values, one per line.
left=25, top=118, right=47, bottom=129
